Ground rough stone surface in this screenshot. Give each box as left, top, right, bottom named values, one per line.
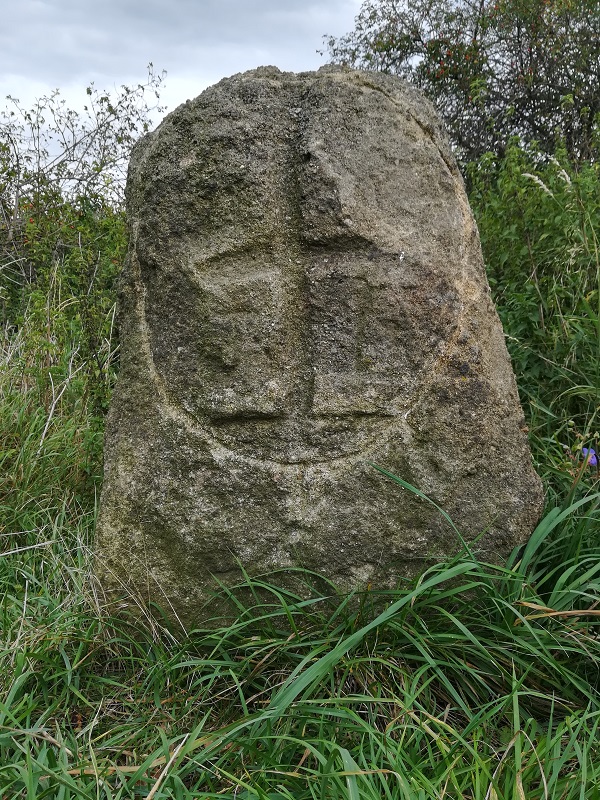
left=95, top=65, right=543, bottom=624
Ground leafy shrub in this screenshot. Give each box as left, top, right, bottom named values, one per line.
left=0, top=69, right=164, bottom=529
left=468, top=142, right=600, bottom=494
left=326, top=0, right=600, bottom=163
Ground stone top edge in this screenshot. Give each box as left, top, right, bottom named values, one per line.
left=152, top=64, right=444, bottom=139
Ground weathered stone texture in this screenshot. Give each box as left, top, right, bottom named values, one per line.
left=95, top=66, right=543, bottom=623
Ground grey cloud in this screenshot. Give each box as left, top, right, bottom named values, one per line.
left=1, top=0, right=360, bottom=106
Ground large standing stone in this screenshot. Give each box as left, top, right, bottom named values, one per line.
left=95, top=66, right=543, bottom=624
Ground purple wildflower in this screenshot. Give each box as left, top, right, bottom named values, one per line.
left=582, top=447, right=598, bottom=467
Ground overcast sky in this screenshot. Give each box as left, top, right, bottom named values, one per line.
left=1, top=0, right=362, bottom=121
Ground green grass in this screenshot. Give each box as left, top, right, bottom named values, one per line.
left=1, top=308, right=600, bottom=798
left=2, top=491, right=600, bottom=798
left=2, top=143, right=600, bottom=797
left=469, top=145, right=600, bottom=503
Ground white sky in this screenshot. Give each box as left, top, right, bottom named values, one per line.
left=0, top=0, right=362, bottom=120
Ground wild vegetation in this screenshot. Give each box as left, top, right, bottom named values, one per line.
left=1, top=49, right=599, bottom=799
left=326, top=0, right=600, bottom=163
